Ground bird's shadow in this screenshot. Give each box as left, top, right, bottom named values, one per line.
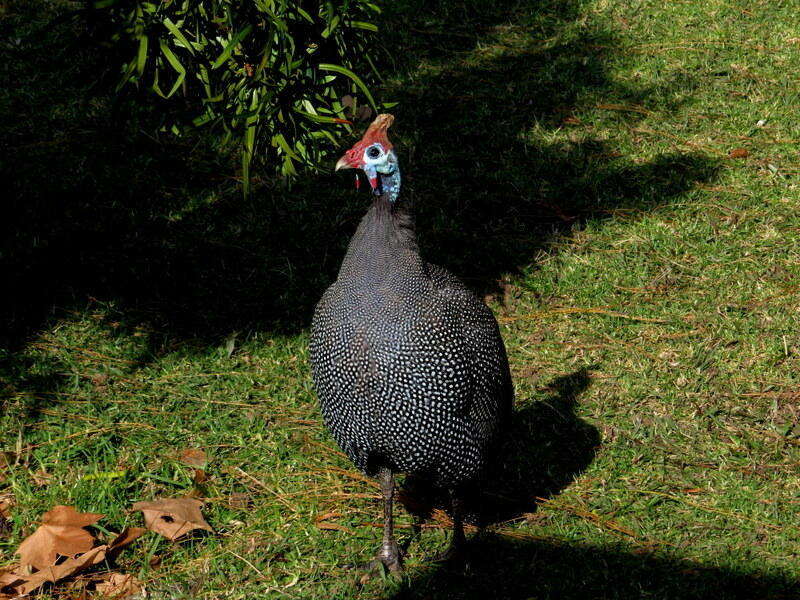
left=389, top=535, right=799, bottom=600
left=399, top=368, right=599, bottom=527
left=391, top=368, right=798, bottom=600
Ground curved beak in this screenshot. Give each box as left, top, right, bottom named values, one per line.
left=335, top=155, right=354, bottom=171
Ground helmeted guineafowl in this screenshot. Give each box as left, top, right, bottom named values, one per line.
left=310, top=114, right=513, bottom=572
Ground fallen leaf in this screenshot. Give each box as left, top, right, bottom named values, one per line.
left=107, top=527, right=147, bottom=558
left=0, top=495, right=12, bottom=518
left=178, top=448, right=207, bottom=468
left=0, top=496, right=11, bottom=537
left=17, top=506, right=103, bottom=571
left=0, top=451, right=15, bottom=473
left=729, top=148, right=749, bottom=158
left=95, top=573, right=143, bottom=599
left=132, top=498, right=213, bottom=541
left=13, top=544, right=108, bottom=596
left=193, top=469, right=209, bottom=484
left=0, top=569, right=24, bottom=590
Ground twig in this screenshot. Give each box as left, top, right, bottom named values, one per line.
left=20, top=423, right=156, bottom=451
left=231, top=467, right=297, bottom=512
left=499, top=307, right=668, bottom=324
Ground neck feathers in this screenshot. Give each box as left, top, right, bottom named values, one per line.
left=373, top=149, right=401, bottom=203
left=338, top=191, right=421, bottom=285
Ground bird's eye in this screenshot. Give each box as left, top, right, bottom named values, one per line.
left=366, top=146, right=382, bottom=160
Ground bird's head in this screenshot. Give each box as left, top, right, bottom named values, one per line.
left=335, top=114, right=400, bottom=201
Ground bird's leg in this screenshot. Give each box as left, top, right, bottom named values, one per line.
left=375, top=467, right=403, bottom=574
left=433, top=489, right=468, bottom=564
left=450, top=492, right=466, bottom=553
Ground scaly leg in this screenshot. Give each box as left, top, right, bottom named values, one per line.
left=375, top=467, right=403, bottom=573
left=434, top=489, right=467, bottom=564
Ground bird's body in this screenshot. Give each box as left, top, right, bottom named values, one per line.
left=311, top=197, right=512, bottom=486
left=309, top=114, right=512, bottom=571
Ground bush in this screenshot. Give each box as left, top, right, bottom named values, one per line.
left=90, top=0, right=384, bottom=193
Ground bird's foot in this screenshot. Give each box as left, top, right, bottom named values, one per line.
left=431, top=541, right=470, bottom=570
left=349, top=541, right=403, bottom=579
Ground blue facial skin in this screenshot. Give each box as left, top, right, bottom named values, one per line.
left=366, top=147, right=401, bottom=203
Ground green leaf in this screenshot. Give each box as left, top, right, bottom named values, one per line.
left=295, top=6, right=315, bottom=24
left=159, top=41, right=186, bottom=98
left=116, top=57, right=137, bottom=91
left=321, top=15, right=340, bottom=39
left=273, top=133, right=301, bottom=161
left=294, top=108, right=350, bottom=124
left=136, top=34, right=148, bottom=75
left=348, top=21, right=378, bottom=32
left=163, top=18, right=195, bottom=55
left=318, top=63, right=376, bottom=110
left=212, top=25, right=254, bottom=69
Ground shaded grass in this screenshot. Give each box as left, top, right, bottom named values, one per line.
left=1, top=0, right=799, bottom=598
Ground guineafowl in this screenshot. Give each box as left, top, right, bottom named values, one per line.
left=310, top=114, right=513, bottom=573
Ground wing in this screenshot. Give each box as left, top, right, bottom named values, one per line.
left=427, top=264, right=514, bottom=446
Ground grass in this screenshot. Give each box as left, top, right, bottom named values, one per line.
left=2, top=0, right=799, bottom=598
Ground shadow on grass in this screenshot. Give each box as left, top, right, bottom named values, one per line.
left=381, top=0, right=717, bottom=293
left=391, top=536, right=799, bottom=600
left=1, top=0, right=718, bottom=358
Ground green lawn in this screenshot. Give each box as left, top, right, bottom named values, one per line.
left=2, top=0, right=799, bottom=598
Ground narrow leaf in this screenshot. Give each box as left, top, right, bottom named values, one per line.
left=160, top=41, right=186, bottom=97
left=318, top=63, right=376, bottom=110
left=212, top=25, right=254, bottom=69
left=163, top=18, right=195, bottom=55
left=136, top=34, right=148, bottom=75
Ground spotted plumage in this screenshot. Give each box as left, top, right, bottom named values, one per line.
left=310, top=114, right=512, bottom=571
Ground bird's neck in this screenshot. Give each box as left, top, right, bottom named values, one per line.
left=338, top=192, right=423, bottom=286
left=376, top=160, right=401, bottom=204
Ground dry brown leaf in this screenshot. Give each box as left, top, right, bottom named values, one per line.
left=0, top=497, right=11, bottom=538
left=0, top=496, right=12, bottom=518
left=42, top=505, right=104, bottom=528
left=95, top=573, right=143, bottom=599
left=13, top=544, right=108, bottom=596
left=107, top=527, right=147, bottom=558
left=16, top=506, right=103, bottom=571
left=192, top=469, right=209, bottom=484
left=0, top=569, right=25, bottom=590
left=0, top=451, right=15, bottom=476
left=132, top=498, right=212, bottom=541
left=177, top=448, right=207, bottom=468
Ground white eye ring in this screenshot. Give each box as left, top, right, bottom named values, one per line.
left=364, top=144, right=383, bottom=162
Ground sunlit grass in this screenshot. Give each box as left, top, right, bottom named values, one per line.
left=1, top=0, right=799, bottom=598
